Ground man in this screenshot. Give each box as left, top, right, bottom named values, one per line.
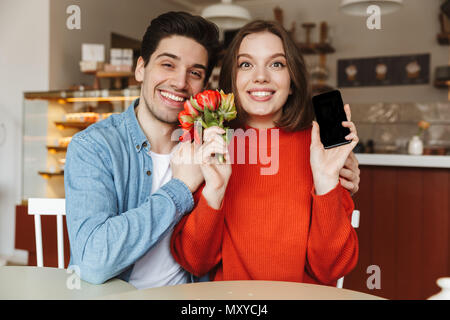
left=65, top=11, right=220, bottom=288
left=65, top=11, right=360, bottom=288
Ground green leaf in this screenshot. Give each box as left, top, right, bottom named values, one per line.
left=203, top=106, right=216, bottom=125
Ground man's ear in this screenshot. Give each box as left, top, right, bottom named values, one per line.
left=135, top=56, right=145, bottom=82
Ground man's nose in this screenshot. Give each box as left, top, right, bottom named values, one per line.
left=170, top=69, right=188, bottom=90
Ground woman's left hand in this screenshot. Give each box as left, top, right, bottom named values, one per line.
left=310, top=104, right=359, bottom=195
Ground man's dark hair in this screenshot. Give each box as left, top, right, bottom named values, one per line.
left=141, top=11, right=221, bottom=84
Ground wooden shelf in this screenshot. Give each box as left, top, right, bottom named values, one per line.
left=94, top=71, right=135, bottom=78
left=46, top=146, right=68, bottom=153
left=24, top=88, right=140, bottom=101
left=437, top=33, right=450, bottom=45
left=38, top=171, right=64, bottom=179
left=298, top=42, right=335, bottom=55
left=54, top=121, right=96, bottom=130
left=434, top=80, right=450, bottom=88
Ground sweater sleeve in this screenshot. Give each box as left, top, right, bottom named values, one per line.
left=305, top=183, right=359, bottom=285
left=170, top=185, right=225, bottom=277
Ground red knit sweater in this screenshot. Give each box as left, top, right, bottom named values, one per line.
left=170, top=127, right=358, bottom=285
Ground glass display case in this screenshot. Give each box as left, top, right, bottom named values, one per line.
left=22, top=88, right=140, bottom=202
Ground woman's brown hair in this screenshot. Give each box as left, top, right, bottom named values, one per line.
left=219, top=20, right=314, bottom=131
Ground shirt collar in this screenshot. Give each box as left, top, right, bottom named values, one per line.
left=125, top=98, right=149, bottom=153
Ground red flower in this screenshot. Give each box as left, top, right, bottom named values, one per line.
left=194, top=90, right=221, bottom=111
left=183, top=99, right=199, bottom=117
left=179, top=126, right=201, bottom=143
left=179, top=128, right=193, bottom=142
left=178, top=110, right=194, bottom=129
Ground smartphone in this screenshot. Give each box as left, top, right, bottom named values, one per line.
left=312, top=90, right=351, bottom=149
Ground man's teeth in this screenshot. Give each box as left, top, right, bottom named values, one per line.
left=160, top=91, right=185, bottom=102
left=250, top=91, right=272, bottom=97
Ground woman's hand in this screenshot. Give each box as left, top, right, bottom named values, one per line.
left=310, top=104, right=359, bottom=195
left=197, top=126, right=232, bottom=210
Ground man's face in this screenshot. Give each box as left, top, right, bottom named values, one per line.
left=135, top=35, right=209, bottom=125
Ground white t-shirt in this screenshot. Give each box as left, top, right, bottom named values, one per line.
left=128, top=143, right=190, bottom=289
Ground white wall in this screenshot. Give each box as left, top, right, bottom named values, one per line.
left=242, top=0, right=448, bottom=103
left=0, top=0, right=50, bottom=257
left=49, top=0, right=183, bottom=89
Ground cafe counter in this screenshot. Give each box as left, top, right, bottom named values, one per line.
left=355, top=153, right=450, bottom=168
left=345, top=153, right=449, bottom=300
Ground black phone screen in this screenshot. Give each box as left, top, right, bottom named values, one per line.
left=312, top=90, right=351, bottom=149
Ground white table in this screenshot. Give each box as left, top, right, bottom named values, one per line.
left=99, top=280, right=385, bottom=300
left=0, top=266, right=136, bottom=299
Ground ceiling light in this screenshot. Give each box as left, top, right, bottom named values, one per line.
left=340, top=0, right=403, bottom=16
left=201, top=0, right=251, bottom=30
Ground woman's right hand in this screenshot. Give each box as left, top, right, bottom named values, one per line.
left=198, top=126, right=232, bottom=210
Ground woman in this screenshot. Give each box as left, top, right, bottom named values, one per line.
left=170, top=20, right=359, bottom=286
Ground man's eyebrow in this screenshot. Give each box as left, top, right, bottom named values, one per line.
left=156, top=53, right=179, bottom=60
left=156, top=52, right=207, bottom=71
left=237, top=53, right=286, bottom=59
left=193, top=63, right=207, bottom=71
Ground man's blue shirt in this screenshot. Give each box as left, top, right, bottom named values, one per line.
left=64, top=99, right=194, bottom=284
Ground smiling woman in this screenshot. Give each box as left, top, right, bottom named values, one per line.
left=235, top=32, right=292, bottom=129
left=170, top=19, right=361, bottom=286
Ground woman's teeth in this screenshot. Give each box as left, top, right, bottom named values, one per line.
left=250, top=91, right=273, bottom=97
left=160, top=91, right=185, bottom=102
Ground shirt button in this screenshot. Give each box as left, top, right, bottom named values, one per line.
left=146, top=170, right=151, bottom=176
left=143, top=142, right=148, bottom=148
left=136, top=145, right=140, bottom=150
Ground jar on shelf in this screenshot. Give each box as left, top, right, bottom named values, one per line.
left=408, top=135, right=423, bottom=155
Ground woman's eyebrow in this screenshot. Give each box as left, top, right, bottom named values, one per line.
left=237, top=53, right=286, bottom=59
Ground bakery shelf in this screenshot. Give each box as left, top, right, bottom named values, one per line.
left=38, top=171, right=64, bottom=179
left=24, top=88, right=140, bottom=102
left=54, top=121, right=96, bottom=130
left=46, top=146, right=68, bottom=153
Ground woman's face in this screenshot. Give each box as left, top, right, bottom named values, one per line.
left=236, top=31, right=292, bottom=128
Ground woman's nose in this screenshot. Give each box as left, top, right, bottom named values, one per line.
left=253, top=66, right=269, bottom=83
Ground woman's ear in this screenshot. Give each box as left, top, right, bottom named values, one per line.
left=135, top=56, right=145, bottom=82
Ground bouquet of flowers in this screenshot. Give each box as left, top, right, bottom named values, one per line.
left=178, top=89, right=237, bottom=163
left=417, top=120, right=430, bottom=137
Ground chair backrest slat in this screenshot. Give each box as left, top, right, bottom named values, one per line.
left=336, top=210, right=360, bottom=289
left=28, top=198, right=66, bottom=268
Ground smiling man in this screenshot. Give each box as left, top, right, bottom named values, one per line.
left=64, top=12, right=221, bottom=288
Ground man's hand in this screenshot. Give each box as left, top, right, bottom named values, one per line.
left=339, top=152, right=360, bottom=196
left=171, top=142, right=204, bottom=193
